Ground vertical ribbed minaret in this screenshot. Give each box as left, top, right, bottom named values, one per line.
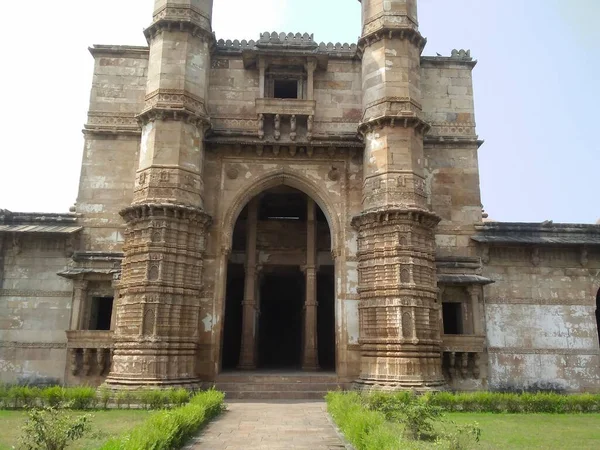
left=353, top=0, right=445, bottom=390
left=105, top=0, right=213, bottom=388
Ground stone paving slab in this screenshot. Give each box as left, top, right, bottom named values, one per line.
left=185, top=400, right=348, bottom=449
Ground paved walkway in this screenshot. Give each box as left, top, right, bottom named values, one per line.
left=186, top=401, right=348, bottom=449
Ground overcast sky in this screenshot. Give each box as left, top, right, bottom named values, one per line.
left=0, top=0, right=598, bottom=224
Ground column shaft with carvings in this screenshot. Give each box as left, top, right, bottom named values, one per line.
left=468, top=285, right=483, bottom=335
left=353, top=0, right=445, bottom=390
left=302, top=198, right=319, bottom=370
left=70, top=279, right=89, bottom=330
left=238, top=198, right=259, bottom=369
left=105, top=0, right=213, bottom=389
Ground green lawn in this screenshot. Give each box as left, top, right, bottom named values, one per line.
left=447, top=413, right=600, bottom=450
left=0, top=410, right=154, bottom=450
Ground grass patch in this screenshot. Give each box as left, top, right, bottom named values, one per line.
left=0, top=409, right=153, bottom=450
left=327, top=392, right=600, bottom=450
left=98, top=389, right=225, bottom=450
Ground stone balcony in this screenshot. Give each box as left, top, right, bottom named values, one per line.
left=66, top=330, right=114, bottom=377
left=441, top=335, right=485, bottom=380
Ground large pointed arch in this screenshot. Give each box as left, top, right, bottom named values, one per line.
left=220, top=168, right=343, bottom=255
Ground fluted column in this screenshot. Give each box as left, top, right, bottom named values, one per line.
left=354, top=0, right=445, bottom=390
left=302, top=198, right=319, bottom=370
left=105, top=0, right=214, bottom=389
left=70, top=279, right=89, bottom=330
left=468, top=285, right=483, bottom=335
left=238, top=198, right=259, bottom=369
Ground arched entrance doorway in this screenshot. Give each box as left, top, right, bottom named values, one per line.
left=221, top=186, right=336, bottom=371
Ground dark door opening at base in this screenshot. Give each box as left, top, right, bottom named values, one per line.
left=221, top=264, right=245, bottom=370
left=258, top=268, right=304, bottom=369
left=596, top=288, right=600, bottom=346
left=318, top=268, right=336, bottom=370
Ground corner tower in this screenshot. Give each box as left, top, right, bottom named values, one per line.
left=353, top=0, right=445, bottom=390
left=105, top=0, right=213, bottom=388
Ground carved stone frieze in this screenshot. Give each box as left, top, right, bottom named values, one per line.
left=143, top=89, right=208, bottom=118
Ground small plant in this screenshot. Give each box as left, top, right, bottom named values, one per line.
left=18, top=406, right=91, bottom=450
left=439, top=422, right=481, bottom=450
left=97, top=387, right=111, bottom=409
left=40, top=386, right=65, bottom=408
left=398, top=396, right=443, bottom=440
left=66, top=386, right=97, bottom=410
left=168, top=388, right=190, bottom=407
left=139, top=389, right=167, bottom=409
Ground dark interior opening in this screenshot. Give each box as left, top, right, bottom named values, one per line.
left=221, top=264, right=245, bottom=370
left=259, top=268, right=304, bottom=369
left=596, top=288, right=600, bottom=346
left=318, top=268, right=336, bottom=370
left=90, top=297, right=114, bottom=331
left=274, top=79, right=298, bottom=99
left=442, top=302, right=463, bottom=335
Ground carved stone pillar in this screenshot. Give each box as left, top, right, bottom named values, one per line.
left=468, top=285, right=483, bottom=335
left=258, top=57, right=266, bottom=98
left=71, top=279, right=89, bottom=330
left=238, top=198, right=259, bottom=370
left=305, top=59, right=317, bottom=101
left=355, top=0, right=444, bottom=390
left=302, top=198, right=319, bottom=370
left=105, top=0, right=214, bottom=390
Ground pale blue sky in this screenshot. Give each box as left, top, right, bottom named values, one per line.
left=0, top=1, right=597, bottom=223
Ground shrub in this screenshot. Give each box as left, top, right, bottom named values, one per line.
left=40, top=386, right=66, bottom=408
left=139, top=389, right=168, bottom=410
left=97, top=387, right=111, bottom=410
left=65, top=386, right=97, bottom=410
left=98, top=389, right=225, bottom=450
left=18, top=406, right=91, bottom=450
left=168, top=388, right=190, bottom=407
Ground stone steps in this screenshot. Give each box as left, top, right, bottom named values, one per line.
left=207, top=372, right=348, bottom=400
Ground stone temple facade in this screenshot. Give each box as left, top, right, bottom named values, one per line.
left=1, top=0, right=599, bottom=394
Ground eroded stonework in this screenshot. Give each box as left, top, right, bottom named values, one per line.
left=1, top=0, right=599, bottom=393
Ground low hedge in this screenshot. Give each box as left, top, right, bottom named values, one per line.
left=326, top=391, right=403, bottom=450
left=98, top=389, right=225, bottom=450
left=363, top=391, right=600, bottom=414
left=0, top=385, right=192, bottom=410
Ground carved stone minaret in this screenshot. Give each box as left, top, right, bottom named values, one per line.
left=105, top=0, right=213, bottom=388
left=353, top=0, right=445, bottom=390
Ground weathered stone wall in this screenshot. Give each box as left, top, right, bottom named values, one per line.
left=76, top=47, right=148, bottom=252
left=421, top=58, right=482, bottom=258
left=313, top=60, right=362, bottom=136
left=0, top=236, right=72, bottom=384
left=482, top=246, right=600, bottom=392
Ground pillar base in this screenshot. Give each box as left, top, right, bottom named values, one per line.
left=353, top=377, right=447, bottom=393
left=103, top=377, right=202, bottom=391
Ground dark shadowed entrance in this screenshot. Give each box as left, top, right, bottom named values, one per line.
left=258, top=268, right=304, bottom=368
left=220, top=186, right=336, bottom=372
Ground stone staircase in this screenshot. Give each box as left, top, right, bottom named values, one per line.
left=206, top=371, right=348, bottom=400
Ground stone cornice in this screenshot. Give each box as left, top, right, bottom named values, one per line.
left=424, top=136, right=484, bottom=148
left=144, top=4, right=214, bottom=45
left=89, top=45, right=149, bottom=58
left=358, top=27, right=426, bottom=57
left=84, top=111, right=141, bottom=136
left=352, top=207, right=441, bottom=230
left=137, top=107, right=211, bottom=129
left=120, top=202, right=212, bottom=227
left=358, top=114, right=430, bottom=136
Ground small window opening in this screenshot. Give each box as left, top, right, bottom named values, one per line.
left=442, top=302, right=463, bottom=335
left=274, top=79, right=298, bottom=99
left=90, top=297, right=114, bottom=331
